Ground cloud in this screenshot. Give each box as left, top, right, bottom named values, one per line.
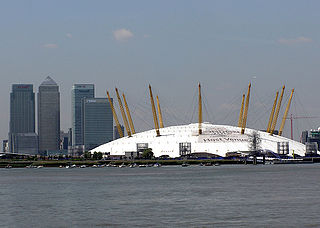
left=278, top=36, right=312, bottom=45
left=66, top=33, right=72, bottom=38
left=43, top=43, right=58, bottom=48
left=113, top=28, right=133, bottom=41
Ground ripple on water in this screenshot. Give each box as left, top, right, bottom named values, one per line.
left=1, top=164, right=320, bottom=227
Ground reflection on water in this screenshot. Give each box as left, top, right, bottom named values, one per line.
left=1, top=164, right=320, bottom=227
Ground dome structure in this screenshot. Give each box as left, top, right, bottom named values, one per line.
left=91, top=123, right=308, bottom=158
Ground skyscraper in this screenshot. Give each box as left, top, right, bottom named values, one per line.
left=38, top=76, right=60, bottom=153
left=9, top=84, right=38, bottom=154
left=10, top=84, right=35, bottom=133
left=71, top=84, right=94, bottom=146
left=114, top=125, right=125, bottom=140
left=82, top=98, right=113, bottom=150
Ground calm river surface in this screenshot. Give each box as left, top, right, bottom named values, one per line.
left=1, top=164, right=320, bottom=227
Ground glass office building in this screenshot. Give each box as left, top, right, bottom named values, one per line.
left=71, top=84, right=94, bottom=146
left=38, top=76, right=60, bottom=153
left=82, top=98, right=113, bottom=151
left=114, top=125, right=125, bottom=140
left=10, top=84, right=35, bottom=133
left=9, top=84, right=38, bottom=154
left=10, top=133, right=39, bottom=155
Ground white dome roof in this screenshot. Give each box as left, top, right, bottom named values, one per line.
left=91, top=123, right=307, bottom=157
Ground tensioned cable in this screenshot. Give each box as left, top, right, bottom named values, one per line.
left=188, top=88, right=198, bottom=123
left=215, top=90, right=244, bottom=125
left=202, top=89, right=216, bottom=124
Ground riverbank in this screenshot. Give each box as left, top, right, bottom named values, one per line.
left=0, top=159, right=236, bottom=168
left=1, top=157, right=320, bottom=168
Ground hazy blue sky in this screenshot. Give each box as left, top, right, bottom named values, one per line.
left=1, top=0, right=320, bottom=141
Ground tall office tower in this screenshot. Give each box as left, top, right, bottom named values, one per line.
left=10, top=84, right=35, bottom=133
left=68, top=128, right=72, bottom=147
left=60, top=131, right=69, bottom=150
left=71, top=84, right=94, bottom=146
left=38, top=76, right=60, bottom=153
left=82, top=98, right=113, bottom=150
left=9, top=84, right=38, bottom=154
left=2, top=140, right=8, bottom=152
left=114, top=125, right=125, bottom=140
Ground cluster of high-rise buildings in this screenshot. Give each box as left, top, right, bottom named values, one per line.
left=3, top=76, right=114, bottom=156
left=301, top=129, right=320, bottom=155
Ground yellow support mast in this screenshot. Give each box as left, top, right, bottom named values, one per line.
left=266, top=91, right=279, bottom=133
left=241, top=83, right=251, bottom=134
left=198, top=83, right=203, bottom=135
left=156, top=96, right=164, bottom=128
left=107, top=91, right=123, bottom=138
left=115, top=88, right=131, bottom=137
left=238, top=93, right=245, bottom=128
left=122, top=93, right=136, bottom=134
left=149, top=85, right=160, bottom=137
left=278, top=89, right=294, bottom=136
left=270, top=85, right=285, bottom=135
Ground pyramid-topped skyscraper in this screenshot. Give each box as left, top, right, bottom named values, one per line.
left=40, top=76, right=58, bottom=86
left=38, top=76, right=60, bottom=153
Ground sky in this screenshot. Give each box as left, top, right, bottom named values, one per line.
left=0, top=0, right=320, bottom=141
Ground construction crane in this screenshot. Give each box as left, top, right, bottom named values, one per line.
left=156, top=95, right=164, bottom=128
left=115, top=88, right=131, bottom=137
left=241, top=83, right=251, bottom=134
left=266, top=91, right=279, bottom=133
left=278, top=89, right=294, bottom=136
left=286, top=114, right=320, bottom=140
left=107, top=91, right=123, bottom=138
left=122, top=93, right=135, bottom=134
left=149, top=85, right=160, bottom=137
left=238, top=93, right=245, bottom=128
left=270, top=85, right=285, bottom=135
left=198, top=83, right=202, bottom=135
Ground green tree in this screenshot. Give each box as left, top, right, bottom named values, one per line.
left=141, top=148, right=154, bottom=159
left=84, top=151, right=92, bottom=159
left=92, top=152, right=98, bottom=160
left=91, top=152, right=103, bottom=160
left=97, top=152, right=103, bottom=160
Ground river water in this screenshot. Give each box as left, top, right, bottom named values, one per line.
left=1, top=164, right=320, bottom=227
